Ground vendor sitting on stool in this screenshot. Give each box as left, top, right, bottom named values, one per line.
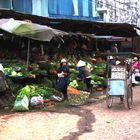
left=77, top=60, right=92, bottom=92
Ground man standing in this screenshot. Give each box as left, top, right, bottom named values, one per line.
left=111, top=44, right=118, bottom=53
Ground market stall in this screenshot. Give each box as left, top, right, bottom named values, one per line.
left=0, top=18, right=69, bottom=110
left=0, top=15, right=138, bottom=110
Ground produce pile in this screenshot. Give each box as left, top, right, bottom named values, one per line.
left=1, top=55, right=107, bottom=110
left=4, top=64, right=40, bottom=77
left=68, top=91, right=90, bottom=106
left=12, top=85, right=63, bottom=111
left=16, top=85, right=61, bottom=100
left=68, top=61, right=107, bottom=90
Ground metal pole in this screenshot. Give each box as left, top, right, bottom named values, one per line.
left=114, top=0, right=116, bottom=22
left=96, top=38, right=98, bottom=50
left=27, top=39, right=30, bottom=68
left=10, top=0, right=13, bottom=9
left=41, top=44, right=44, bottom=55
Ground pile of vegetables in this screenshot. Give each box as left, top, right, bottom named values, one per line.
left=1, top=54, right=108, bottom=109
left=16, top=85, right=62, bottom=101
left=69, top=80, right=78, bottom=89
left=69, top=69, right=85, bottom=90
left=92, top=62, right=106, bottom=75
left=41, top=78, right=53, bottom=88
left=4, top=66, right=30, bottom=77
left=4, top=63, right=40, bottom=77
left=68, top=91, right=90, bottom=106
left=91, top=74, right=107, bottom=87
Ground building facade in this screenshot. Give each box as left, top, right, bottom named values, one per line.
left=96, top=0, right=140, bottom=27
left=0, top=0, right=102, bottom=21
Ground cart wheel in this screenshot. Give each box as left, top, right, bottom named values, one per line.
left=120, top=95, right=124, bottom=102
left=106, top=95, right=113, bottom=108
left=126, top=85, right=133, bottom=109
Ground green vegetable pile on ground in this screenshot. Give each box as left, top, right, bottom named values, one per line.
left=68, top=91, right=90, bottom=106
left=16, top=85, right=62, bottom=101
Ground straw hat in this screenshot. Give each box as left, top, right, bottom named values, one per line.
left=109, top=56, right=113, bottom=60
left=77, top=60, right=86, bottom=67
left=116, top=60, right=121, bottom=65
left=61, top=58, right=67, bottom=63
left=133, top=57, right=138, bottom=61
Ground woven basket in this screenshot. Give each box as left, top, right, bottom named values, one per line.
left=68, top=91, right=90, bottom=106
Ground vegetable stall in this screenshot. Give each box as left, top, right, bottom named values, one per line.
left=0, top=18, right=107, bottom=111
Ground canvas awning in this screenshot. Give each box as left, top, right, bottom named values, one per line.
left=0, top=18, right=67, bottom=41
left=0, top=18, right=68, bottom=67
left=106, top=36, right=126, bottom=41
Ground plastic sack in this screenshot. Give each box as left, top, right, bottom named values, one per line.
left=12, top=95, right=29, bottom=112
left=67, top=86, right=80, bottom=94
left=30, top=96, right=43, bottom=106
left=49, top=95, right=62, bottom=102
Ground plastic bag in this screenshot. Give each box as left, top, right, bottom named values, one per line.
left=30, top=96, right=43, bottom=106
left=57, top=72, right=64, bottom=78
left=12, top=95, right=29, bottom=112
left=49, top=95, right=62, bottom=102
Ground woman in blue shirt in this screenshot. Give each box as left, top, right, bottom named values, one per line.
left=57, top=58, right=69, bottom=100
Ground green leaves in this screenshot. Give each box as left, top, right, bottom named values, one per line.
left=16, top=85, right=61, bottom=101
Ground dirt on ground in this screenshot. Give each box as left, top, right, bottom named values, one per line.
left=0, top=86, right=140, bottom=140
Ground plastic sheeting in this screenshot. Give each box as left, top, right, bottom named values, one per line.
left=0, top=0, right=11, bottom=9
left=109, top=80, right=125, bottom=95
left=32, top=0, right=48, bottom=17
left=0, top=0, right=99, bottom=20
left=12, top=0, right=32, bottom=14
left=0, top=18, right=67, bottom=41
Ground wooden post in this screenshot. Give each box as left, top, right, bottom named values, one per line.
left=41, top=44, right=44, bottom=55
left=26, top=39, right=30, bottom=68
left=96, top=38, right=98, bottom=50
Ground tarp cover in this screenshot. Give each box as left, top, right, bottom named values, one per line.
left=0, top=18, right=67, bottom=41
